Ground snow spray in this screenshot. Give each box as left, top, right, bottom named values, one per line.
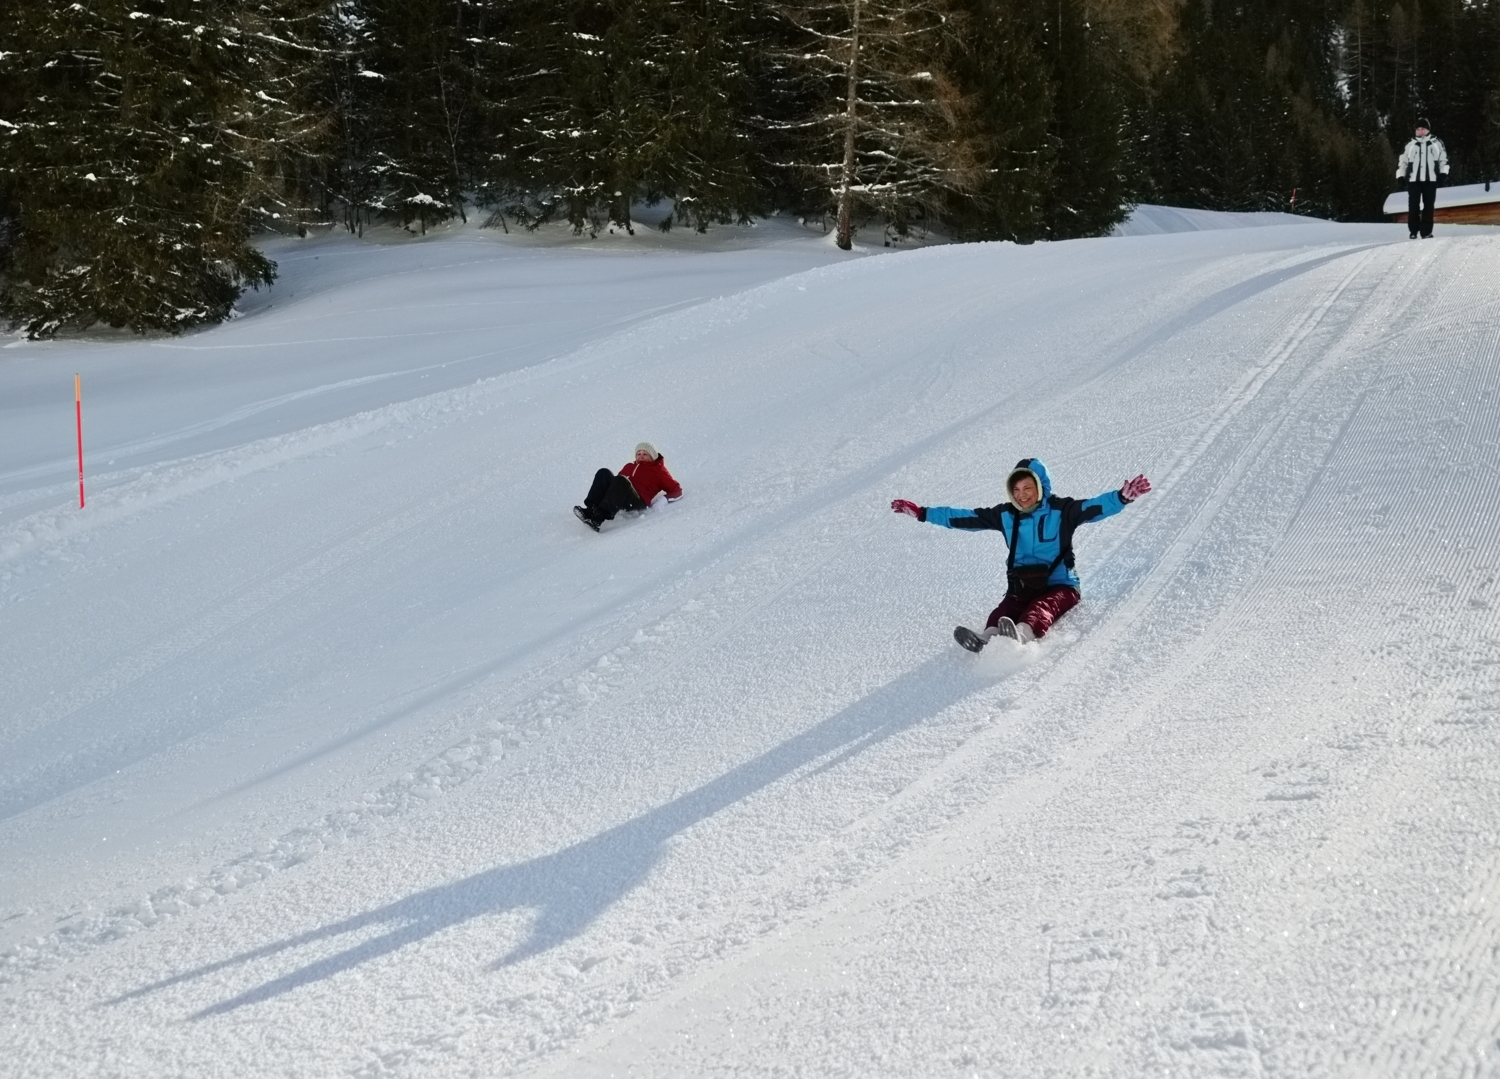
left=75, top=374, right=84, bottom=509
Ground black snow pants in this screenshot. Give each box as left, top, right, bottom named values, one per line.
left=1408, top=181, right=1438, bottom=237
left=584, top=468, right=646, bottom=521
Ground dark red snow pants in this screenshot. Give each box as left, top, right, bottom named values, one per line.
left=985, top=585, right=1080, bottom=638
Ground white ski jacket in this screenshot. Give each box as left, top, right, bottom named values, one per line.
left=1397, top=135, right=1449, bottom=183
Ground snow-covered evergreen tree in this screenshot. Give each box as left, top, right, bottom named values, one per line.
left=0, top=0, right=321, bottom=337
left=488, top=0, right=763, bottom=234
left=775, top=0, right=984, bottom=248
left=929, top=0, right=1054, bottom=241
left=325, top=0, right=497, bottom=235
left=1036, top=0, right=1131, bottom=238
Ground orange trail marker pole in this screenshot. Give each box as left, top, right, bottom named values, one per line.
left=75, top=374, right=85, bottom=508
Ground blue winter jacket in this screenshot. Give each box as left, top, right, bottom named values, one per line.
left=918, top=458, right=1128, bottom=593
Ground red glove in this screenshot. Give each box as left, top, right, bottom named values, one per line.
left=1120, top=474, right=1151, bottom=501
left=891, top=499, right=922, bottom=519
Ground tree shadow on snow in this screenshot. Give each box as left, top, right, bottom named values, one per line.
left=110, top=656, right=977, bottom=1018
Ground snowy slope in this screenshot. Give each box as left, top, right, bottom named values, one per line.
left=1111, top=203, right=1309, bottom=235
left=4, top=214, right=1500, bottom=1078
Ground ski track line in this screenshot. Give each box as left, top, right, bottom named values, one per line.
left=1, top=241, right=1396, bottom=984
left=1115, top=239, right=1500, bottom=1079
left=3, top=443, right=520, bottom=758
left=1074, top=238, right=1436, bottom=616
left=0, top=365, right=458, bottom=488
left=1048, top=275, right=1473, bottom=1076
left=1032, top=243, right=1393, bottom=607
left=1277, top=241, right=1470, bottom=543
left=0, top=389, right=966, bottom=987
left=1330, top=243, right=1500, bottom=1079
left=1, top=236, right=1459, bottom=1047
left=612, top=239, right=1456, bottom=1072
left=529, top=246, right=1412, bottom=1077
left=0, top=279, right=1042, bottom=997
left=7, top=286, right=710, bottom=487
left=855, top=244, right=1392, bottom=813
left=1065, top=243, right=1391, bottom=396
left=631, top=250, right=1439, bottom=1075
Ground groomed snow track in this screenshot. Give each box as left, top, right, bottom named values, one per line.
left=4, top=218, right=1500, bottom=1077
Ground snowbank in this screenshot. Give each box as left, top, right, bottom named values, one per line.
left=1112, top=203, right=1313, bottom=235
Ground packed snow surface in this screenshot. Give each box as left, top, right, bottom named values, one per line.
left=1110, top=203, right=1309, bottom=235
left=4, top=212, right=1500, bottom=1077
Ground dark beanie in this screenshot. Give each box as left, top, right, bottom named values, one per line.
left=1417, top=117, right=1431, bottom=129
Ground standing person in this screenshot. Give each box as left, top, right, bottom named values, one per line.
left=891, top=458, right=1151, bottom=651
left=574, top=442, right=682, bottom=532
left=1397, top=118, right=1449, bottom=239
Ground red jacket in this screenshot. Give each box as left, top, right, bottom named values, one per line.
left=621, top=457, right=682, bottom=504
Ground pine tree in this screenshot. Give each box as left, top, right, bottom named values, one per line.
left=1139, top=0, right=1390, bottom=219
left=1036, top=0, right=1132, bottom=237
left=485, top=0, right=762, bottom=235
left=0, top=0, right=321, bottom=337
left=929, top=0, right=1055, bottom=241
left=324, top=0, right=494, bottom=235
left=319, top=0, right=385, bottom=235
left=776, top=0, right=987, bottom=248
left=1341, top=0, right=1500, bottom=185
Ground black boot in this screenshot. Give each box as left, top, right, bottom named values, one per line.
left=954, top=626, right=986, bottom=652
left=573, top=506, right=601, bottom=532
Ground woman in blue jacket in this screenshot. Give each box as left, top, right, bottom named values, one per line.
left=892, top=458, right=1151, bottom=650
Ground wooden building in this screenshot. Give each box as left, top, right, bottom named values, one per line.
left=1385, top=181, right=1500, bottom=225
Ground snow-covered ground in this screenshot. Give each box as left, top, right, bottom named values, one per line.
left=1109, top=204, right=1312, bottom=235
left=4, top=209, right=1500, bottom=1077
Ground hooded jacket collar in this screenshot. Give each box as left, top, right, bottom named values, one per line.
left=1006, top=457, right=1052, bottom=514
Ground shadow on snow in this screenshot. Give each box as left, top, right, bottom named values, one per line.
left=109, top=655, right=979, bottom=1017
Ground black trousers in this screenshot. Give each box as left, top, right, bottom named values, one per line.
left=1408, top=181, right=1438, bottom=237
left=584, top=468, right=645, bottom=520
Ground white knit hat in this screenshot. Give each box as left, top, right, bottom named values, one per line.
left=635, top=442, right=659, bottom=460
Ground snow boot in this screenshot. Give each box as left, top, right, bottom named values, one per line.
left=573, top=505, right=601, bottom=532
left=953, top=626, right=987, bottom=653
left=993, top=617, right=1037, bottom=644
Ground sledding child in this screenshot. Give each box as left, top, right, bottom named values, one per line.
left=891, top=458, right=1151, bottom=650
left=574, top=442, right=683, bottom=532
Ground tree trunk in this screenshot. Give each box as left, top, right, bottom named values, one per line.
left=836, top=0, right=862, bottom=251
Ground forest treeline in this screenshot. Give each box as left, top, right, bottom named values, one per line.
left=1, top=0, right=1498, bottom=336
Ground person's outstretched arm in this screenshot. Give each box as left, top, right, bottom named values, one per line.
left=891, top=500, right=1005, bottom=530
left=1067, top=474, right=1152, bottom=529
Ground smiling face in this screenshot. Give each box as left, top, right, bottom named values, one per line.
left=634, top=448, right=654, bottom=464
left=1010, top=475, right=1040, bottom=510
